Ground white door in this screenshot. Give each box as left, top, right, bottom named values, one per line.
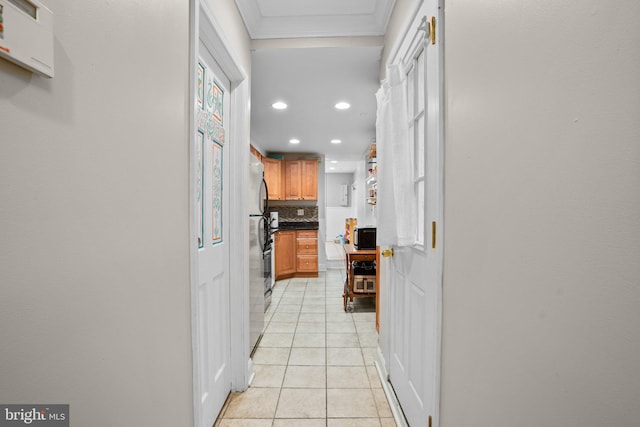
left=194, top=42, right=232, bottom=427
left=382, top=3, right=443, bottom=427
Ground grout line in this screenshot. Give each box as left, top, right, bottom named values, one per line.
left=255, top=271, right=388, bottom=425
left=324, top=272, right=329, bottom=426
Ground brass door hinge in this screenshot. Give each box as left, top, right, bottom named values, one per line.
left=429, top=415, right=433, bottom=427
left=431, top=221, right=437, bottom=249
left=429, top=16, right=436, bottom=45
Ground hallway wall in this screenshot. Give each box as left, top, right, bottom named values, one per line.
left=205, top=0, right=252, bottom=74
left=1, top=1, right=197, bottom=426
left=441, top=1, right=640, bottom=426
left=380, top=0, right=414, bottom=80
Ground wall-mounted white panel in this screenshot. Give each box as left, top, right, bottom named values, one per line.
left=0, top=0, right=54, bottom=77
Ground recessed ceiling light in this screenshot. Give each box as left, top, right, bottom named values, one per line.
left=330, top=139, right=342, bottom=144
left=289, top=138, right=300, bottom=144
left=335, top=102, right=350, bottom=110
left=329, top=167, right=336, bottom=170
left=330, top=160, right=338, bottom=164
left=272, top=101, right=287, bottom=110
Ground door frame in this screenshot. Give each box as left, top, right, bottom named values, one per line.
left=375, top=0, right=445, bottom=425
left=189, top=1, right=252, bottom=426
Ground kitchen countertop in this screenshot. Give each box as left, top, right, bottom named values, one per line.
left=274, top=221, right=319, bottom=231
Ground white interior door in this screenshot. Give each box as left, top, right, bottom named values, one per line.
left=194, top=41, right=232, bottom=427
left=383, top=3, right=443, bottom=426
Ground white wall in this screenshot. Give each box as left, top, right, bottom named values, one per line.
left=206, top=0, right=252, bottom=74
left=440, top=1, right=640, bottom=426
left=326, top=208, right=355, bottom=241
left=0, top=1, right=220, bottom=426
left=380, top=0, right=414, bottom=80
left=325, top=173, right=354, bottom=241
left=318, top=159, right=327, bottom=270
left=326, top=173, right=353, bottom=207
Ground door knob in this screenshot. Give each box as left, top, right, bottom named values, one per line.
left=381, top=248, right=394, bottom=258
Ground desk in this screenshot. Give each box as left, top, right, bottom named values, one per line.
left=343, top=244, right=377, bottom=312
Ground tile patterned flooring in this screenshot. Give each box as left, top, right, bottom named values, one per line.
left=215, top=270, right=396, bottom=427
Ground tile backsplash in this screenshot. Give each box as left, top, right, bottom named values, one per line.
left=271, top=206, right=318, bottom=222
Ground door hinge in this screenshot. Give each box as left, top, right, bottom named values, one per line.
left=429, top=415, right=433, bottom=427
left=431, top=221, right=437, bottom=249
left=429, top=16, right=436, bottom=45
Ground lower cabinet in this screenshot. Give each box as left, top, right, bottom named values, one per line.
left=274, top=230, right=296, bottom=279
left=296, top=255, right=318, bottom=273
left=275, top=229, right=318, bottom=280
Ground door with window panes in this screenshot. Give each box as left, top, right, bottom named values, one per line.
left=384, top=3, right=443, bottom=426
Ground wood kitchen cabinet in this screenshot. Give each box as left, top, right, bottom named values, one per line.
left=274, top=230, right=296, bottom=279
left=296, top=230, right=318, bottom=273
left=274, top=229, right=318, bottom=280
left=263, top=157, right=284, bottom=200
left=285, top=160, right=318, bottom=200
left=301, top=160, right=318, bottom=200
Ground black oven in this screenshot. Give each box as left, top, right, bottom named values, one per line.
left=263, top=247, right=272, bottom=311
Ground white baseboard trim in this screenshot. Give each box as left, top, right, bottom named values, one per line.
left=375, top=349, right=409, bottom=427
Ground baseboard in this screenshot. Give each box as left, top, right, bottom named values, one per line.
left=375, top=348, right=409, bottom=427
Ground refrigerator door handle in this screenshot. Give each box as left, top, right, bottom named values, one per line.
left=260, top=176, right=269, bottom=215
left=258, top=216, right=266, bottom=252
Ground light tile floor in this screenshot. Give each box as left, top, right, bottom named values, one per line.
left=215, top=270, right=395, bottom=427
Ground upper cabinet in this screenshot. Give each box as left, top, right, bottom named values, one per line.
left=301, top=160, right=318, bottom=200
left=263, top=158, right=318, bottom=201
left=285, top=159, right=318, bottom=201
left=263, top=157, right=284, bottom=200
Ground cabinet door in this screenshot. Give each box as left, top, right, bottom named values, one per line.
left=296, top=255, right=318, bottom=273
left=263, top=158, right=282, bottom=200
left=296, top=237, right=317, bottom=254
left=301, top=160, right=318, bottom=200
left=284, top=160, right=302, bottom=200
left=296, top=230, right=317, bottom=273
left=296, top=230, right=318, bottom=255
left=275, top=231, right=296, bottom=279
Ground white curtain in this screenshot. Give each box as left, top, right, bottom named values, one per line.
left=376, top=64, right=416, bottom=247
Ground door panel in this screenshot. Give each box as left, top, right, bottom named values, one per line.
left=383, top=2, right=443, bottom=426
left=301, top=160, right=318, bottom=200
left=284, top=160, right=301, bottom=200
left=198, top=272, right=229, bottom=396
left=263, top=158, right=283, bottom=200
left=195, top=41, right=231, bottom=427
left=275, top=230, right=296, bottom=278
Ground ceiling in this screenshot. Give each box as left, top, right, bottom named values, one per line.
left=235, top=0, right=396, bottom=39
left=250, top=46, right=382, bottom=163
left=238, top=0, right=396, bottom=170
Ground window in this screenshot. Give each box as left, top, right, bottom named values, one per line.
left=406, top=46, right=426, bottom=246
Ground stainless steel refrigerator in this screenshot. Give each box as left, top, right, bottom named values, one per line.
left=248, top=153, right=271, bottom=355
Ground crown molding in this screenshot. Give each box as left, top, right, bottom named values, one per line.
left=235, top=0, right=397, bottom=39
